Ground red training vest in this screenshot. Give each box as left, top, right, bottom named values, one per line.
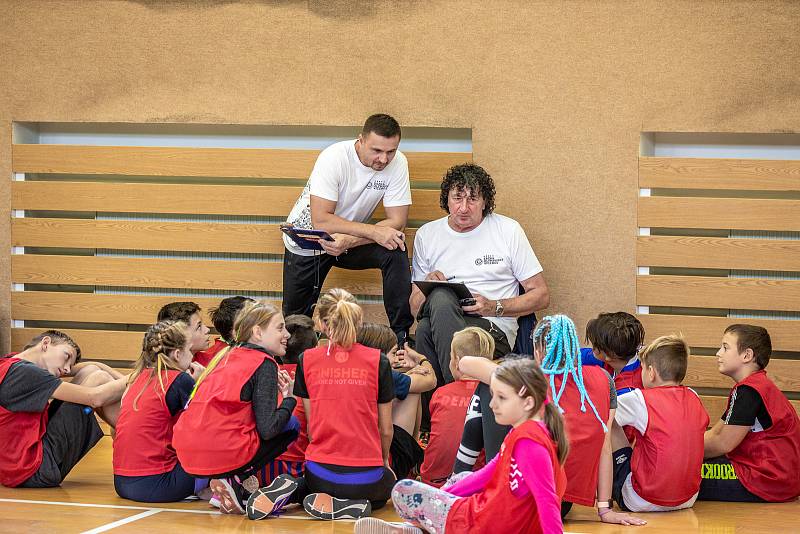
left=556, top=366, right=611, bottom=507
left=302, top=343, right=382, bottom=466
left=726, top=370, right=800, bottom=502
left=173, top=346, right=276, bottom=475
left=113, top=369, right=182, bottom=476
left=606, top=362, right=643, bottom=392
left=630, top=386, right=708, bottom=506
left=193, top=338, right=228, bottom=367
left=446, top=419, right=566, bottom=534
left=0, top=357, right=48, bottom=487
left=276, top=363, right=308, bottom=463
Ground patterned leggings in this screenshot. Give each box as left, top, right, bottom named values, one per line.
left=391, top=479, right=461, bottom=534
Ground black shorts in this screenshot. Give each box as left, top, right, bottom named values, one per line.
left=611, top=447, right=633, bottom=512
left=21, top=401, right=104, bottom=488
left=697, top=456, right=765, bottom=503
left=390, top=425, right=424, bottom=480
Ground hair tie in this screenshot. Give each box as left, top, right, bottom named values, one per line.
left=543, top=397, right=550, bottom=406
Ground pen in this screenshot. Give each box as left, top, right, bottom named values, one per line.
left=446, top=276, right=456, bottom=281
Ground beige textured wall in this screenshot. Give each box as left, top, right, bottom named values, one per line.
left=2, top=0, right=799, bottom=350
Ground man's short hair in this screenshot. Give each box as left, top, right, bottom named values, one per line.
left=362, top=113, right=401, bottom=139
left=209, top=296, right=255, bottom=342
left=285, top=314, right=317, bottom=364
left=724, top=324, right=772, bottom=369
left=24, top=330, right=82, bottom=363
left=157, top=302, right=201, bottom=323
left=585, top=312, right=645, bottom=362
left=640, top=334, right=689, bottom=383
left=439, top=163, right=496, bottom=217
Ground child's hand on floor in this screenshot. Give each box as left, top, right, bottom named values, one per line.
left=600, top=509, right=647, bottom=526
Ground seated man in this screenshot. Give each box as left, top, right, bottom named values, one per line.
left=282, top=113, right=413, bottom=340
left=410, top=163, right=549, bottom=386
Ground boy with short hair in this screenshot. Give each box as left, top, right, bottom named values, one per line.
left=283, top=314, right=318, bottom=365
left=700, top=324, right=800, bottom=503
left=194, top=296, right=255, bottom=366
left=584, top=312, right=645, bottom=395
left=421, top=326, right=493, bottom=487
left=611, top=334, right=708, bottom=512
left=0, top=331, right=126, bottom=487
left=157, top=301, right=211, bottom=361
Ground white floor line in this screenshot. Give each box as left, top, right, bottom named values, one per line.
left=80, top=509, right=161, bottom=534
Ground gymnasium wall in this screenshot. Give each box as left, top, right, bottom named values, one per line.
left=2, top=0, right=800, bottom=351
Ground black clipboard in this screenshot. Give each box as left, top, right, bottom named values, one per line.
left=413, top=280, right=473, bottom=300
left=281, top=225, right=334, bottom=251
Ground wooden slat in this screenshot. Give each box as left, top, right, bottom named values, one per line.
left=12, top=181, right=442, bottom=221
left=637, top=236, right=800, bottom=271
left=685, top=355, right=800, bottom=392
left=11, top=182, right=440, bottom=222
left=701, top=395, right=800, bottom=419
left=640, top=157, right=800, bottom=191
left=12, top=218, right=417, bottom=255
left=637, top=275, right=800, bottom=312
left=638, top=314, right=800, bottom=353
left=12, top=144, right=470, bottom=182
left=638, top=197, right=800, bottom=231
left=11, top=291, right=391, bottom=327
left=11, top=328, right=142, bottom=362
left=11, top=255, right=385, bottom=295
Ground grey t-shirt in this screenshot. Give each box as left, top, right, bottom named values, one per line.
left=0, top=360, right=61, bottom=412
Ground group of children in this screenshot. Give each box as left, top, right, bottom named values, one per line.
left=1, top=292, right=799, bottom=533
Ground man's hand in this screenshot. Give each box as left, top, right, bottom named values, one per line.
left=372, top=225, right=406, bottom=251
left=319, top=233, right=355, bottom=257
left=461, top=293, right=494, bottom=316
left=425, top=270, right=447, bottom=282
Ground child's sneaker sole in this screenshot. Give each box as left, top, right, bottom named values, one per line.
left=246, top=474, right=299, bottom=520
left=209, top=479, right=245, bottom=515
left=303, top=492, right=372, bottom=520
left=355, top=517, right=423, bottom=533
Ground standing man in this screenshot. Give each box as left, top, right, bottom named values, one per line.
left=411, top=163, right=550, bottom=386
left=282, top=114, right=414, bottom=340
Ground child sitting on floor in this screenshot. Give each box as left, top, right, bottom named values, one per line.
left=157, top=301, right=211, bottom=363
left=700, top=324, right=800, bottom=503
left=194, top=296, right=255, bottom=366
left=611, top=334, right=708, bottom=512
left=0, top=330, right=126, bottom=488
left=583, top=312, right=645, bottom=395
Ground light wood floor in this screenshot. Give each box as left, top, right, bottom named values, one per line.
left=0, top=438, right=797, bottom=533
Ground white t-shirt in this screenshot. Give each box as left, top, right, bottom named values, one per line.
left=283, top=139, right=412, bottom=256
left=411, top=213, right=543, bottom=347
left=615, top=389, right=699, bottom=512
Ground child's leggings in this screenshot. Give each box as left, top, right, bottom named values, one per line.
left=391, top=479, right=461, bottom=534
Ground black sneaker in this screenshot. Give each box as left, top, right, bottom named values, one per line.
left=246, top=474, right=299, bottom=521
left=210, top=477, right=248, bottom=515
left=303, top=492, right=372, bottom=520
left=355, top=518, right=423, bottom=533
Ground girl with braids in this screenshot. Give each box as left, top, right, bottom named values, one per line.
left=113, top=320, right=203, bottom=502
left=172, top=301, right=299, bottom=515
left=247, top=288, right=396, bottom=521
left=356, top=358, right=567, bottom=534
left=457, top=315, right=646, bottom=526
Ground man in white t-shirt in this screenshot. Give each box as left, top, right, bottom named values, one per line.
left=282, top=114, right=414, bottom=339
left=410, top=163, right=550, bottom=386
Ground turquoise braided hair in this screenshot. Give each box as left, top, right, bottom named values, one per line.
left=533, top=314, right=608, bottom=432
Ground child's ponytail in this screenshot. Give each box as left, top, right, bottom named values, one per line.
left=314, top=288, right=363, bottom=350
left=131, top=320, right=188, bottom=410
left=543, top=402, right=569, bottom=464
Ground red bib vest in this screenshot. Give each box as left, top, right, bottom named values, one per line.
left=277, top=363, right=308, bottom=463
left=0, top=357, right=48, bottom=487
left=173, top=346, right=276, bottom=475
left=607, top=362, right=643, bottom=392
left=193, top=338, right=228, bottom=367
left=421, top=379, right=480, bottom=487
left=556, top=366, right=611, bottom=507
left=302, top=343, right=382, bottom=466
left=113, top=369, right=182, bottom=476
left=631, top=386, right=708, bottom=506
left=447, top=420, right=566, bottom=534
left=726, top=370, right=800, bottom=502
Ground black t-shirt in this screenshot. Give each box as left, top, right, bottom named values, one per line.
left=0, top=360, right=61, bottom=412
left=722, top=384, right=773, bottom=430
left=164, top=372, right=195, bottom=417
left=293, top=351, right=395, bottom=404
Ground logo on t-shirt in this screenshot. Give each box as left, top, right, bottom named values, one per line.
left=475, top=254, right=504, bottom=266
left=366, top=179, right=389, bottom=191
left=334, top=351, right=350, bottom=364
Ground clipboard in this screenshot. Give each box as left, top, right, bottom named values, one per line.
left=413, top=280, right=473, bottom=300
left=281, top=225, right=335, bottom=251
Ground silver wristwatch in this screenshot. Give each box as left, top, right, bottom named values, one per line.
left=495, top=299, right=505, bottom=317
